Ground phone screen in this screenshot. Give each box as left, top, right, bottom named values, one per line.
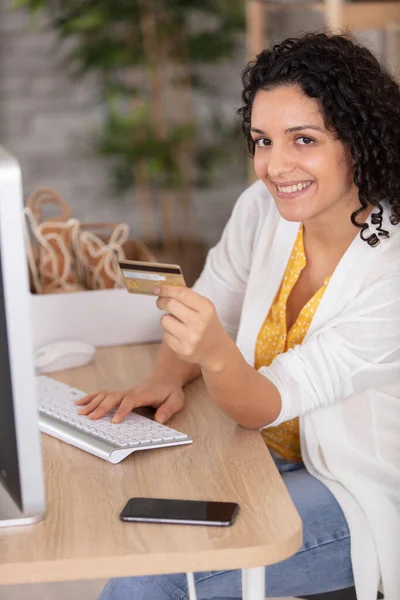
left=120, top=497, right=240, bottom=527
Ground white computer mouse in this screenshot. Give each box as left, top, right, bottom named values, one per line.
left=34, top=340, right=95, bottom=373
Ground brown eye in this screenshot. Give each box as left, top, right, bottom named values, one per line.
left=255, top=138, right=271, bottom=147
left=296, top=136, right=314, bottom=145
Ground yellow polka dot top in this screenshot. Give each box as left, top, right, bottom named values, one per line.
left=254, top=225, right=330, bottom=462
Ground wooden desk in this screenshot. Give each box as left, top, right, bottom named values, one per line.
left=0, top=344, right=302, bottom=599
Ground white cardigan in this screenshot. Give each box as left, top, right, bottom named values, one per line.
left=192, top=180, right=400, bottom=600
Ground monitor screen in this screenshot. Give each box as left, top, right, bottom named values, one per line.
left=0, top=229, right=22, bottom=510
left=0, top=146, right=45, bottom=527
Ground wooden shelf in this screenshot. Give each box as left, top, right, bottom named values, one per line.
left=342, top=2, right=400, bottom=29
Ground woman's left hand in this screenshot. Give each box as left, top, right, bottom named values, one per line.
left=154, top=285, right=231, bottom=373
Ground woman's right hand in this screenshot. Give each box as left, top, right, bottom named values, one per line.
left=75, top=376, right=185, bottom=425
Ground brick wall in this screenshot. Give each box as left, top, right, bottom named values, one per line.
left=0, top=4, right=114, bottom=216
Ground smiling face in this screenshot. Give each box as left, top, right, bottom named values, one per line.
left=251, top=85, right=358, bottom=225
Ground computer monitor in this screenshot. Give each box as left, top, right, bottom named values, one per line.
left=0, top=146, right=46, bottom=527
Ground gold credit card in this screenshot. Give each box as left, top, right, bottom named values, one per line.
left=119, top=259, right=186, bottom=295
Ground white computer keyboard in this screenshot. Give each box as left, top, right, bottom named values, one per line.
left=36, top=375, right=192, bottom=463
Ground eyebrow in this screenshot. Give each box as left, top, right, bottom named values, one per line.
left=250, top=125, right=324, bottom=135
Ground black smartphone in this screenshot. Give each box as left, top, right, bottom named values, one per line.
left=120, top=497, right=240, bottom=527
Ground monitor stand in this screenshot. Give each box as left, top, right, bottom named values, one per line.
left=0, top=483, right=45, bottom=527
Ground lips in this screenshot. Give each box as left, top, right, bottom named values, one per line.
left=276, top=181, right=313, bottom=193
left=274, top=180, right=314, bottom=199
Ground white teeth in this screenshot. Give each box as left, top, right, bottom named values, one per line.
left=277, top=181, right=312, bottom=194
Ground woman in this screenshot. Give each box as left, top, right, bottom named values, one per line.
left=77, top=33, right=400, bottom=599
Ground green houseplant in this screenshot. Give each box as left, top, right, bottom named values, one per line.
left=15, top=0, right=245, bottom=275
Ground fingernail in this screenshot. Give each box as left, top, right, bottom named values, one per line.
left=156, top=414, right=166, bottom=424
left=112, top=416, right=119, bottom=424
left=153, top=286, right=161, bottom=295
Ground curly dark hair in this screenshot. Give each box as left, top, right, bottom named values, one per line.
left=237, top=32, right=400, bottom=246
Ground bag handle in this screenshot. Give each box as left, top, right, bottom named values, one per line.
left=26, top=188, right=71, bottom=223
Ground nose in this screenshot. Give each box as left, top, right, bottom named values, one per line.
left=265, top=144, right=296, bottom=180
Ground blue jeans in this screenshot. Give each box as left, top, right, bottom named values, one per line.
left=99, top=454, right=353, bottom=599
